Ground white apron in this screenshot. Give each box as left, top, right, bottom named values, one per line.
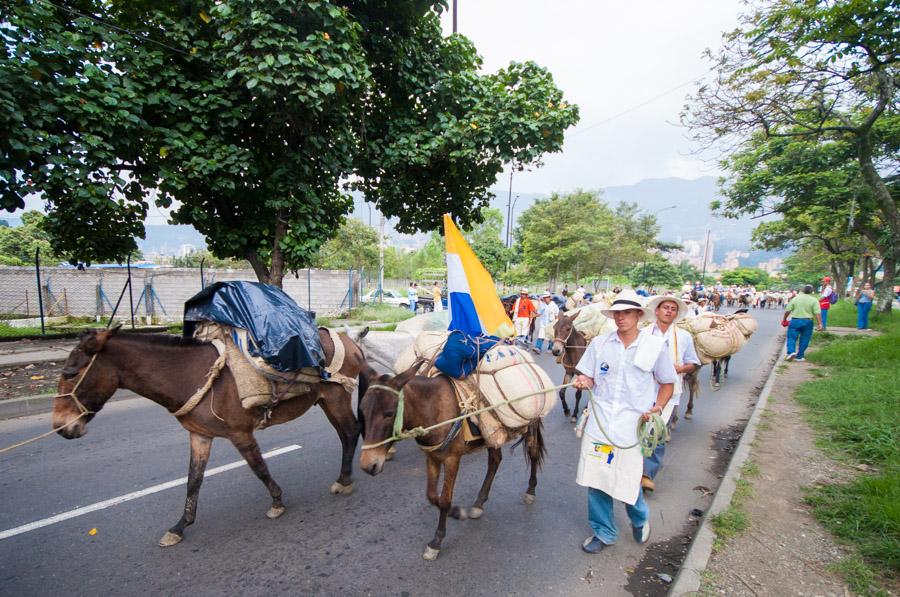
left=575, top=431, right=643, bottom=505
left=661, top=392, right=682, bottom=425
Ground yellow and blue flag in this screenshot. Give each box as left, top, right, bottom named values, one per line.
left=444, top=214, right=515, bottom=338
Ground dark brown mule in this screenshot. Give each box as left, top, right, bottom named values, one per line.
left=52, top=325, right=369, bottom=547
left=550, top=311, right=586, bottom=422
left=357, top=363, right=546, bottom=561
left=681, top=369, right=701, bottom=421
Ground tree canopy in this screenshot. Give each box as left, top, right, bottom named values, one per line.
left=684, top=0, right=898, bottom=310
left=628, top=255, right=681, bottom=289
left=1, top=0, right=578, bottom=286
left=0, top=210, right=55, bottom=265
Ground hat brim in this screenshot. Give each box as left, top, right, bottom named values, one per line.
left=601, top=304, right=652, bottom=321
left=646, top=295, right=689, bottom=323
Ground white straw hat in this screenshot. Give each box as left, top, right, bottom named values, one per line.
left=647, top=295, right=689, bottom=323
left=600, top=288, right=651, bottom=321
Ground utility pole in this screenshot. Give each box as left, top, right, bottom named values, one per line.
left=700, top=229, right=711, bottom=286
left=452, top=0, right=458, bottom=33
left=505, top=168, right=514, bottom=248
left=378, top=211, right=385, bottom=304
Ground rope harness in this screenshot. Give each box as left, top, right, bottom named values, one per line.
left=0, top=353, right=99, bottom=455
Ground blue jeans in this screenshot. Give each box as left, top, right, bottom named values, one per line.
left=786, top=318, right=814, bottom=358
left=857, top=301, right=872, bottom=329
left=534, top=338, right=547, bottom=352
left=587, top=487, right=649, bottom=544
left=821, top=308, right=829, bottom=329
left=643, top=441, right=666, bottom=479
left=409, top=300, right=417, bottom=313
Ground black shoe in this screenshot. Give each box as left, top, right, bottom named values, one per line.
left=581, top=535, right=607, bottom=554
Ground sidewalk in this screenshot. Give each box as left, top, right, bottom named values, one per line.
left=696, top=361, right=859, bottom=596
left=0, top=338, right=78, bottom=367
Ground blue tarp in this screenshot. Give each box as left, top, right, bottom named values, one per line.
left=183, top=281, right=324, bottom=372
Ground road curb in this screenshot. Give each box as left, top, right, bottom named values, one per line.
left=669, top=334, right=785, bottom=596
left=0, top=390, right=139, bottom=420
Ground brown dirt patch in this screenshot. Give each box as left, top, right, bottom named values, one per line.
left=0, top=361, right=62, bottom=399
left=702, top=362, right=857, bottom=596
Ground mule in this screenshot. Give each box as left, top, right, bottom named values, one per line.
left=682, top=368, right=701, bottom=420
left=550, top=311, right=587, bottom=421
left=711, top=291, right=722, bottom=312
left=52, top=325, right=369, bottom=546
left=358, top=363, right=546, bottom=561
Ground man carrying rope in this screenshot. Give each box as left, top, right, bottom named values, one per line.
left=641, top=295, right=700, bottom=491
left=572, top=289, right=676, bottom=554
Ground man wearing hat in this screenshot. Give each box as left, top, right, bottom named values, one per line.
left=641, top=295, right=701, bottom=491
left=572, top=289, right=677, bottom=554
left=512, top=288, right=537, bottom=345
left=533, top=291, right=559, bottom=355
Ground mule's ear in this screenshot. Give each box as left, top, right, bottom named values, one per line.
left=109, top=322, right=123, bottom=335
left=394, top=360, right=422, bottom=388
left=361, top=364, right=379, bottom=381
left=354, top=326, right=370, bottom=343
left=84, top=326, right=118, bottom=354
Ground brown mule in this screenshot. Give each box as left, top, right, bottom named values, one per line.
left=357, top=363, right=546, bottom=561
left=551, top=311, right=587, bottom=421
left=52, top=325, right=369, bottom=547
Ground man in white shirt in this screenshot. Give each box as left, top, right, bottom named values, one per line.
left=532, top=292, right=559, bottom=355
left=641, top=296, right=701, bottom=491
left=573, top=289, right=677, bottom=554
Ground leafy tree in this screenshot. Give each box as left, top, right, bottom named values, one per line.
left=170, top=249, right=248, bottom=269
left=313, top=218, right=379, bottom=272
left=684, top=0, right=899, bottom=311
left=0, top=210, right=55, bottom=265
left=1, top=1, right=578, bottom=287
left=718, top=267, right=771, bottom=288
left=782, top=246, right=835, bottom=287
left=628, top=255, right=681, bottom=289
left=462, top=207, right=512, bottom=278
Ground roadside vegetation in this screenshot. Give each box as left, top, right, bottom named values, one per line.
left=795, top=300, right=899, bottom=593
left=316, top=303, right=414, bottom=330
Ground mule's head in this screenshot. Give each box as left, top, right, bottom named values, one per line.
left=357, top=362, right=420, bottom=476
left=53, top=325, right=122, bottom=439
left=551, top=312, right=578, bottom=356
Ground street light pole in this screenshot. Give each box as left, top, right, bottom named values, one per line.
left=505, top=168, right=514, bottom=248
left=452, top=0, right=458, bottom=33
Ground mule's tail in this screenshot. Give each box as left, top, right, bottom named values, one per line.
left=521, top=420, right=547, bottom=470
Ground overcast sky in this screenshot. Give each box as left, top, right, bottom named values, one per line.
left=439, top=0, right=745, bottom=194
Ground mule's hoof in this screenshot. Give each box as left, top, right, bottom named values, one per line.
left=158, top=531, right=183, bottom=547
left=685, top=412, right=693, bottom=420
left=266, top=505, right=285, bottom=519
left=330, top=481, right=354, bottom=495
left=522, top=492, right=535, bottom=505
left=468, top=507, right=484, bottom=519
left=385, top=445, right=397, bottom=461
left=450, top=506, right=468, bottom=520
left=422, top=546, right=440, bottom=561
left=569, top=416, right=577, bottom=424
left=562, top=410, right=571, bottom=419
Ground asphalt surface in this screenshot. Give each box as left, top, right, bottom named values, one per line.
left=0, top=309, right=783, bottom=596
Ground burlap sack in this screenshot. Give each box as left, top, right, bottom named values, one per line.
left=393, top=331, right=448, bottom=373
left=678, top=315, right=746, bottom=364
left=729, top=312, right=758, bottom=338
left=476, top=345, right=557, bottom=429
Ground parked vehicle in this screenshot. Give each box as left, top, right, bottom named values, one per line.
left=360, top=289, right=410, bottom=308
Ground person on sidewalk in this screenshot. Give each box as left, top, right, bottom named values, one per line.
left=819, top=276, right=835, bottom=330
left=784, top=285, right=823, bottom=362
left=854, top=282, right=875, bottom=330
left=431, top=281, right=443, bottom=312
left=407, top=282, right=418, bottom=313
left=533, top=292, right=559, bottom=355
left=641, top=295, right=700, bottom=491
left=572, top=290, right=676, bottom=554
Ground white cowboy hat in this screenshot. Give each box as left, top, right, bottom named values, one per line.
left=520, top=287, right=529, bottom=294
left=647, top=295, right=689, bottom=323
left=600, top=288, right=651, bottom=321
left=541, top=291, right=551, bottom=298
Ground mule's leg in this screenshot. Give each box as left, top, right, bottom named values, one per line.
left=724, top=356, right=731, bottom=379
left=523, top=424, right=544, bottom=504
left=232, top=434, right=285, bottom=520
left=424, top=455, right=461, bottom=561
left=559, top=371, right=571, bottom=418
left=571, top=388, right=583, bottom=423
left=318, top=388, right=360, bottom=495
left=160, top=432, right=212, bottom=547
left=465, top=448, right=502, bottom=520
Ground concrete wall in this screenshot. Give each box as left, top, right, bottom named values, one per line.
left=0, top=267, right=360, bottom=322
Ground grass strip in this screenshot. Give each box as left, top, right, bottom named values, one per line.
left=792, top=300, right=900, bottom=590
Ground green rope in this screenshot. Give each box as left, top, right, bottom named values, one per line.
left=586, top=393, right=669, bottom=457
left=360, top=382, right=577, bottom=450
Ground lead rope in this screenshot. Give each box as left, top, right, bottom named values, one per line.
left=0, top=354, right=99, bottom=455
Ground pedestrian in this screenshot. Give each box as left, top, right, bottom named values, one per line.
left=512, top=288, right=537, bottom=345
left=854, top=282, right=875, bottom=330
left=783, top=284, right=823, bottom=362
left=572, top=289, right=677, bottom=554
left=432, top=281, right=443, bottom=312
left=407, top=282, right=418, bottom=313
left=819, top=276, right=835, bottom=329
left=533, top=291, right=559, bottom=355
left=641, top=295, right=700, bottom=491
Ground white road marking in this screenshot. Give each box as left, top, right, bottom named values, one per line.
left=0, top=444, right=302, bottom=541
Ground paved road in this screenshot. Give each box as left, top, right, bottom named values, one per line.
left=0, top=309, right=783, bottom=596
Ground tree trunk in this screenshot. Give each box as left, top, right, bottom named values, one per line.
left=244, top=210, right=288, bottom=288
left=876, top=256, right=896, bottom=314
